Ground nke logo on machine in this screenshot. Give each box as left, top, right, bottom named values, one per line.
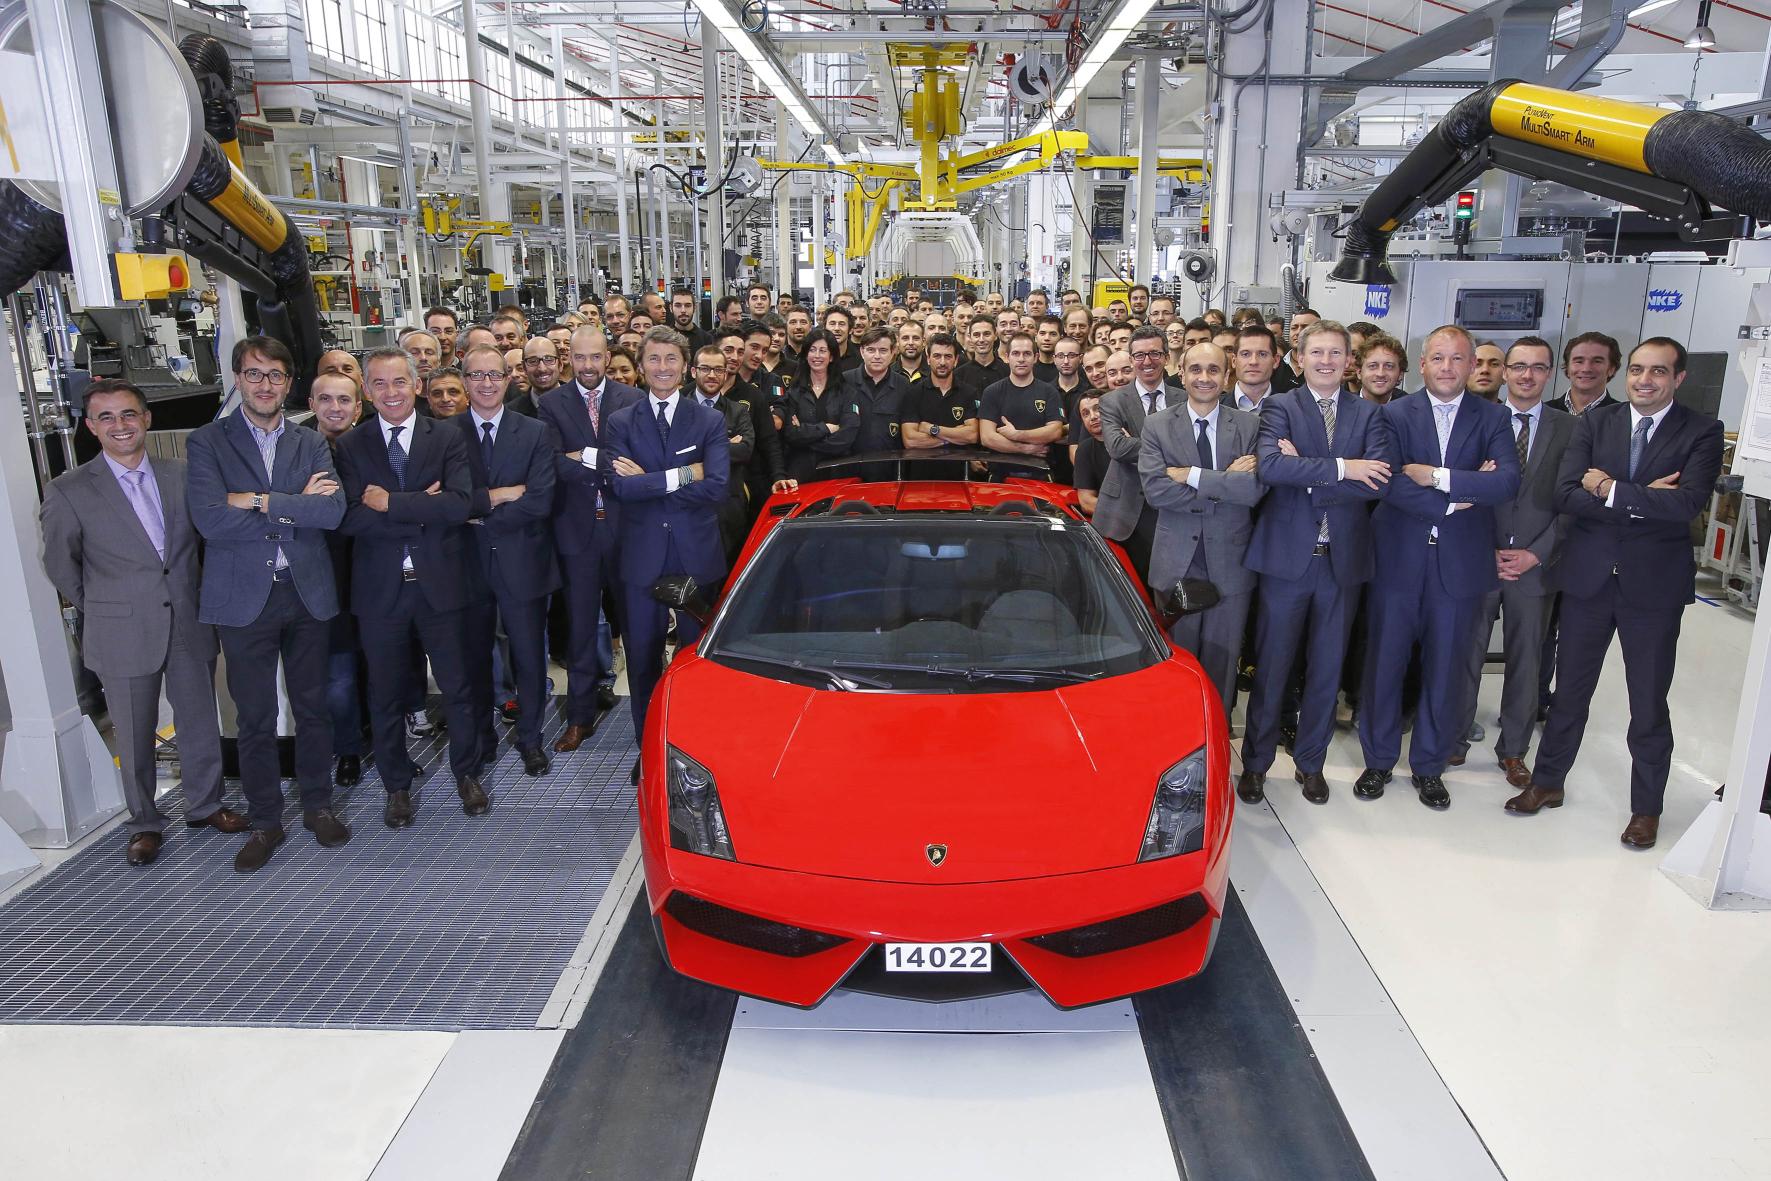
left=1647, top=289, right=1684, bottom=312
left=1364, top=285, right=1392, bottom=319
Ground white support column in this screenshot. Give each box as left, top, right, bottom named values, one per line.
left=609, top=35, right=633, bottom=294
left=460, top=0, right=503, bottom=303
left=656, top=94, right=671, bottom=294
left=1207, top=0, right=1308, bottom=299
left=775, top=106, right=794, bottom=300
left=812, top=178, right=827, bottom=309
left=552, top=27, right=581, bottom=308
left=832, top=172, right=847, bottom=300
left=1134, top=55, right=1161, bottom=288
left=703, top=30, right=726, bottom=302
left=0, top=325, right=124, bottom=866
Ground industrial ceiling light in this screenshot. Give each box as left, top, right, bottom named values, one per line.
left=687, top=0, right=847, bottom=164
left=1684, top=0, right=1716, bottom=49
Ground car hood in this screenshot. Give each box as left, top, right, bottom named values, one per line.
left=657, top=656, right=1215, bottom=884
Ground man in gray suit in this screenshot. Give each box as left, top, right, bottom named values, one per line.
left=1095, top=325, right=1183, bottom=581
left=1139, top=343, right=1265, bottom=713
left=187, top=336, right=351, bottom=872
left=1451, top=336, right=1573, bottom=783
left=39, top=379, right=245, bottom=866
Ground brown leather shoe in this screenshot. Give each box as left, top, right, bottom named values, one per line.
left=1504, top=785, right=1565, bottom=815
left=554, top=723, right=593, bottom=753
left=125, top=832, right=163, bottom=866
left=1621, top=814, right=1659, bottom=849
left=1498, top=757, right=1532, bottom=788
left=1448, top=751, right=1467, bottom=767
left=458, top=775, right=490, bottom=816
left=187, top=807, right=251, bottom=833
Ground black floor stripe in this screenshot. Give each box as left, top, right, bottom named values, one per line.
left=1137, top=891, right=1375, bottom=1181
left=499, top=895, right=737, bottom=1181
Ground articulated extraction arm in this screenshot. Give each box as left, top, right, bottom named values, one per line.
left=1333, top=81, right=1771, bottom=285
left=0, top=28, right=325, bottom=402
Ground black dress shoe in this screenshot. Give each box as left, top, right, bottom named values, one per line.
left=1413, top=774, right=1452, bottom=810
left=125, top=832, right=163, bottom=866
left=521, top=746, right=550, bottom=776
left=1354, top=768, right=1391, bottom=800
left=631, top=758, right=642, bottom=786
left=334, top=755, right=362, bottom=787
left=1235, top=770, right=1266, bottom=803
left=596, top=685, right=618, bottom=712
left=1296, top=770, right=1330, bottom=805
left=303, top=808, right=352, bottom=848
left=384, top=790, right=415, bottom=828
left=458, top=775, right=490, bottom=816
left=233, top=828, right=286, bottom=873
left=186, top=807, right=251, bottom=833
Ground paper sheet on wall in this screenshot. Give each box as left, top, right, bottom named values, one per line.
left=1741, top=357, right=1771, bottom=467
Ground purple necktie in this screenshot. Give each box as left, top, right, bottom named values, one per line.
left=122, top=468, right=166, bottom=560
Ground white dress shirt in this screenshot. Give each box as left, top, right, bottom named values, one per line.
left=1183, top=404, right=1220, bottom=490
left=647, top=391, right=689, bottom=492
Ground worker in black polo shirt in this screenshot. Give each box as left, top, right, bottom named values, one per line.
left=902, top=332, right=980, bottom=480
left=824, top=305, right=862, bottom=373
left=959, top=318, right=1008, bottom=389
left=843, top=326, right=911, bottom=480
left=979, top=332, right=1065, bottom=481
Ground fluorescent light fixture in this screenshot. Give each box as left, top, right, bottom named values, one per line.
left=1026, top=0, right=1159, bottom=137
left=688, top=0, right=846, bottom=164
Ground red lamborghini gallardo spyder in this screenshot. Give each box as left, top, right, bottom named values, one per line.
left=637, top=479, right=1233, bottom=1009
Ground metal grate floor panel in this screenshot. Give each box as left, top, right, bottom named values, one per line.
left=0, top=699, right=638, bottom=1030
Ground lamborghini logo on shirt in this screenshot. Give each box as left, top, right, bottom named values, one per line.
left=1034, top=400, right=1046, bottom=412
left=951, top=407, right=964, bottom=422
left=889, top=422, right=899, bottom=437
left=925, top=843, right=948, bottom=867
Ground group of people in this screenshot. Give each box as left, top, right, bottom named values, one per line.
left=37, top=278, right=1720, bottom=872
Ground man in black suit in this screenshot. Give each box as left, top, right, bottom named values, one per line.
left=537, top=326, right=643, bottom=751
left=457, top=344, right=560, bottom=776
left=334, top=346, right=488, bottom=828
left=1510, top=338, right=1724, bottom=849
left=186, top=336, right=350, bottom=871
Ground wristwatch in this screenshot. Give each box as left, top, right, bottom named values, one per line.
left=1429, top=470, right=1442, bottom=490
left=251, top=493, right=266, bottom=511
left=930, top=423, right=942, bottom=438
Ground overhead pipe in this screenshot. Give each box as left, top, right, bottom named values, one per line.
left=1333, top=80, right=1771, bottom=284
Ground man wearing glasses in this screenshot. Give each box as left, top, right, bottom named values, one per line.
left=1448, top=336, right=1573, bottom=783
left=690, top=343, right=756, bottom=561
left=457, top=345, right=560, bottom=777
left=518, top=337, right=563, bottom=417
left=1094, top=326, right=1182, bottom=582
left=185, top=337, right=349, bottom=871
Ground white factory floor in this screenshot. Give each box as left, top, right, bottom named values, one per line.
left=0, top=591, right=1766, bottom=1180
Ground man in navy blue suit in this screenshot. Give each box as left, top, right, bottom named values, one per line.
left=1240, top=320, right=1393, bottom=806
left=1510, top=337, right=1724, bottom=849
left=457, top=344, right=560, bottom=777
left=603, top=327, right=731, bottom=777
left=537, top=326, right=643, bottom=752
left=1357, top=325, right=1520, bottom=809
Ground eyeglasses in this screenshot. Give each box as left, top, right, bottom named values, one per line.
left=525, top=356, right=559, bottom=366
left=90, top=409, right=144, bottom=426
left=465, top=370, right=508, bottom=382
left=1130, top=350, right=1165, bottom=362
left=1506, top=362, right=1552, bottom=375
left=697, top=365, right=728, bottom=375
left=239, top=368, right=291, bottom=385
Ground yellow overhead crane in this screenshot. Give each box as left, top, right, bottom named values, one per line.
left=421, top=194, right=515, bottom=283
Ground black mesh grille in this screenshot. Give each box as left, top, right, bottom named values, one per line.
left=1024, top=895, right=1210, bottom=958
left=664, top=893, right=851, bottom=958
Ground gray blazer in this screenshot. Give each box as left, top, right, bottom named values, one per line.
left=1093, top=381, right=1184, bottom=541
left=39, top=455, right=216, bottom=678
left=1492, top=403, right=1574, bottom=597
left=1138, top=404, right=1266, bottom=595
left=185, top=410, right=344, bottom=627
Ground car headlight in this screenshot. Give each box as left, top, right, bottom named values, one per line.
left=1138, top=749, right=1208, bottom=862
left=666, top=745, right=735, bottom=860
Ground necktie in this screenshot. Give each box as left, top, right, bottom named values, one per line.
left=585, top=385, right=600, bottom=435
left=387, top=425, right=408, bottom=489
left=1195, top=416, right=1213, bottom=470
left=1515, top=412, right=1531, bottom=470
left=655, top=400, right=671, bottom=446
left=1145, top=389, right=1159, bottom=416
left=1435, top=402, right=1455, bottom=463
left=122, top=469, right=166, bottom=560
left=1317, top=396, right=1337, bottom=446
left=481, top=421, right=495, bottom=472
left=1629, top=416, right=1652, bottom=479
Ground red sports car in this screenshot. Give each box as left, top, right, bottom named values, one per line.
left=638, top=478, right=1233, bottom=1009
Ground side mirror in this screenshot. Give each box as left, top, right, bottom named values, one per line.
left=651, top=574, right=713, bottom=625
left=1163, top=578, right=1222, bottom=618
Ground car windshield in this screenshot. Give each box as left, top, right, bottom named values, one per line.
left=703, top=515, right=1167, bottom=691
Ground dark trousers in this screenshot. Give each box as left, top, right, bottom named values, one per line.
left=1123, top=507, right=1158, bottom=587
left=218, top=579, right=334, bottom=830
left=468, top=592, right=550, bottom=753
left=1531, top=580, right=1685, bottom=815
left=622, top=580, right=707, bottom=736
left=1454, top=584, right=1554, bottom=761
left=559, top=529, right=620, bottom=725
left=327, top=650, right=365, bottom=757
left=358, top=581, right=480, bottom=791
left=1358, top=546, right=1480, bottom=778
left=1242, top=557, right=1354, bottom=776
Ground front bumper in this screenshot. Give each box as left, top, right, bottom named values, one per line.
left=641, top=841, right=1230, bottom=1009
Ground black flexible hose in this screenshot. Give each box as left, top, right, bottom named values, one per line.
left=0, top=182, right=71, bottom=299
left=178, top=33, right=241, bottom=146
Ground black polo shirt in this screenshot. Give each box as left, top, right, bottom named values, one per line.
left=959, top=357, right=1008, bottom=389
left=1033, top=360, right=1059, bottom=385
left=1072, top=433, right=1108, bottom=494
left=979, top=376, right=1064, bottom=480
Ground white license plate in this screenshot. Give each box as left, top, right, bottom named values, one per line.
left=883, top=942, right=993, bottom=973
